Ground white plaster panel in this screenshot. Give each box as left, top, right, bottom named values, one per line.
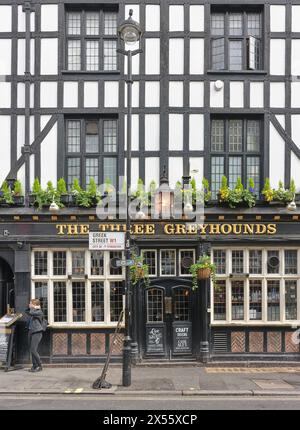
left=30, top=40, right=35, bottom=75
left=210, top=81, right=224, bottom=108
left=292, top=6, right=300, bottom=32
left=276, top=115, right=285, bottom=129
left=145, top=39, right=160, bottom=75
left=30, top=12, right=35, bottom=32
left=30, top=154, right=35, bottom=188
left=169, top=157, right=183, bottom=188
left=40, top=39, right=58, bottom=75
left=84, top=82, right=98, bottom=108
left=0, top=82, right=11, bottom=108
left=190, top=5, right=204, bottom=32
left=0, top=39, right=11, bottom=75
left=17, top=39, right=25, bottom=75
left=169, top=114, right=183, bottom=151
left=291, top=40, right=300, bottom=76
left=41, top=5, right=58, bottom=32
left=17, top=83, right=25, bottom=108
left=40, top=82, right=57, bottom=108
left=291, top=82, right=300, bottom=108
left=104, top=81, right=118, bottom=108
left=18, top=5, right=25, bottom=32
left=292, top=115, right=300, bottom=150
left=190, top=39, right=204, bottom=75
left=270, top=82, right=285, bottom=108
left=40, top=115, right=51, bottom=130
left=146, top=5, right=160, bottom=31
left=189, top=157, right=204, bottom=187
left=125, top=114, right=139, bottom=151
left=145, top=157, right=160, bottom=188
left=270, top=5, right=286, bottom=32
left=169, top=5, right=184, bottom=32
left=270, top=39, right=285, bottom=75
left=291, top=152, right=300, bottom=192
left=0, top=116, right=10, bottom=185
left=230, top=82, right=244, bottom=108
left=145, top=115, right=160, bottom=151
left=169, top=39, right=184, bottom=75
left=64, top=82, right=78, bottom=108
left=189, top=82, right=204, bottom=107
left=250, top=82, right=264, bottom=108
left=30, top=83, right=34, bottom=109
left=17, top=165, right=25, bottom=193
left=169, top=82, right=183, bottom=107
left=269, top=123, right=285, bottom=188
left=30, top=115, right=34, bottom=145
left=124, top=41, right=140, bottom=75
left=189, top=115, right=204, bottom=151
left=125, top=82, right=139, bottom=108
left=130, top=158, right=139, bottom=190
left=17, top=115, right=25, bottom=158
left=40, top=123, right=57, bottom=187
left=145, top=81, right=160, bottom=107
left=0, top=6, right=12, bottom=32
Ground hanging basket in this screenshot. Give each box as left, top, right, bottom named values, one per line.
left=135, top=268, right=145, bottom=279
left=197, top=267, right=211, bottom=280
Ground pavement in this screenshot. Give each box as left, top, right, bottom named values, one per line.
left=2, top=364, right=300, bottom=397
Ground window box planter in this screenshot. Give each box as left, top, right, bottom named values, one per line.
left=29, top=194, right=36, bottom=207
left=12, top=195, right=25, bottom=206
left=60, top=193, right=73, bottom=207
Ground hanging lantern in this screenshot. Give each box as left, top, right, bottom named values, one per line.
left=154, top=167, right=174, bottom=219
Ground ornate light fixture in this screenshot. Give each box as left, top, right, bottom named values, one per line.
left=118, top=9, right=143, bottom=46
left=155, top=167, right=174, bottom=219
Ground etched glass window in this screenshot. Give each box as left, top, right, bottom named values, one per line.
left=91, top=251, right=104, bottom=276
left=103, top=120, right=117, bottom=152
left=249, top=280, right=262, bottom=320
left=53, top=251, right=67, bottom=276
left=214, top=281, right=226, bottom=320
left=173, top=288, right=190, bottom=321
left=67, top=121, right=81, bottom=153
left=161, top=250, right=176, bottom=276
left=249, top=250, right=262, bottom=274
left=34, top=251, right=48, bottom=276
left=267, top=280, right=280, bottom=321
left=147, top=288, right=164, bottom=323
left=53, top=282, right=67, bottom=322
left=142, top=251, right=157, bottom=276
left=211, top=120, right=224, bottom=152
left=110, top=282, right=124, bottom=322
left=72, top=282, right=86, bottom=322
left=34, top=282, right=48, bottom=320
left=231, top=281, right=244, bottom=320
left=91, top=282, right=104, bottom=322
left=232, top=250, right=244, bottom=274
left=267, top=250, right=280, bottom=274
left=179, top=250, right=195, bottom=276
left=285, top=250, right=298, bottom=275
left=285, top=280, right=297, bottom=320
left=213, top=250, right=226, bottom=274
left=110, top=251, right=123, bottom=276
left=72, top=251, right=85, bottom=276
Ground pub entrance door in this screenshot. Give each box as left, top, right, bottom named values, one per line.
left=144, top=282, right=193, bottom=359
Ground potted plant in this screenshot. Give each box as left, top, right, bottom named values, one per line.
left=0, top=181, right=13, bottom=206
left=218, top=176, right=256, bottom=209
left=130, top=253, right=150, bottom=288
left=57, top=178, right=70, bottom=207
left=189, top=254, right=217, bottom=290
left=87, top=178, right=100, bottom=207
left=12, top=180, right=24, bottom=206
left=29, top=178, right=41, bottom=206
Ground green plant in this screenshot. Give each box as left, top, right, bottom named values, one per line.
left=57, top=178, right=67, bottom=195
left=218, top=176, right=256, bottom=208
left=32, top=178, right=42, bottom=194
left=262, top=178, right=274, bottom=202
left=70, top=178, right=98, bottom=208
left=13, top=180, right=23, bottom=196
left=218, top=175, right=230, bottom=202
left=189, top=254, right=217, bottom=290
left=130, top=253, right=150, bottom=287
left=273, top=180, right=295, bottom=203
left=133, top=179, right=148, bottom=208
left=0, top=181, right=13, bottom=204
left=202, top=177, right=212, bottom=203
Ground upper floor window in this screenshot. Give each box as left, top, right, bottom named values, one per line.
left=210, top=117, right=262, bottom=199
left=66, top=9, right=118, bottom=72
left=210, top=10, right=262, bottom=71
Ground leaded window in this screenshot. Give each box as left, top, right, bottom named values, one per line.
left=210, top=10, right=262, bottom=71
left=66, top=9, right=118, bottom=71
left=232, top=250, right=244, bottom=274
left=267, top=280, right=280, bottom=321
left=91, top=282, right=104, bottom=322
left=53, top=282, right=67, bottom=323
left=34, top=251, right=48, bottom=276
left=160, top=250, right=176, bottom=276
left=72, top=282, right=86, bottom=322
left=214, top=281, right=226, bottom=320
left=249, top=280, right=262, bottom=320
left=213, top=250, right=226, bottom=274
left=173, top=288, right=190, bottom=321
left=53, top=251, right=67, bottom=276
left=210, top=118, right=262, bottom=198
left=141, top=250, right=157, bottom=276
left=179, top=250, right=195, bottom=276
left=110, top=282, right=124, bottom=322
left=91, top=251, right=104, bottom=276
left=285, top=250, right=298, bottom=275
left=285, top=280, right=298, bottom=320
left=231, top=281, right=244, bottom=320
left=147, top=288, right=164, bottom=323
left=249, top=250, right=262, bottom=274
left=34, top=282, right=48, bottom=320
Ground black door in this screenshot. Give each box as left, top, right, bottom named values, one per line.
left=144, top=283, right=193, bottom=359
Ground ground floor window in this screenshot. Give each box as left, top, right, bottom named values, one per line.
left=212, top=248, right=300, bottom=324
left=31, top=249, right=124, bottom=326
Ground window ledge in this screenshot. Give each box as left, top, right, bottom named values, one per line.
left=207, top=69, right=268, bottom=75
left=61, top=70, right=120, bottom=75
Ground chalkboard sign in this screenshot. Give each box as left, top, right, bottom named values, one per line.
left=173, top=323, right=192, bottom=354
left=146, top=325, right=165, bottom=354
left=0, top=313, right=22, bottom=372
left=0, top=331, right=10, bottom=362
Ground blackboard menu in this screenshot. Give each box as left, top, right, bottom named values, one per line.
left=146, top=326, right=165, bottom=354
left=173, top=323, right=192, bottom=354
left=0, top=332, right=9, bottom=362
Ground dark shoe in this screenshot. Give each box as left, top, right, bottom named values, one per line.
left=28, top=366, right=42, bottom=373
left=28, top=367, right=37, bottom=372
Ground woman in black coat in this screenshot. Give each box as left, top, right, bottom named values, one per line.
left=25, top=299, right=44, bottom=372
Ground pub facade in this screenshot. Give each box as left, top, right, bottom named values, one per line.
left=0, top=0, right=300, bottom=364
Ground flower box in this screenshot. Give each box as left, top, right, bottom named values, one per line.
left=12, top=195, right=24, bottom=206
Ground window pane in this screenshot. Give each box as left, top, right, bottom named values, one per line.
left=229, top=40, right=242, bottom=71
left=110, top=281, right=124, bottom=322
left=91, top=251, right=104, bottom=276
left=72, top=282, right=86, bottom=322
left=249, top=250, right=262, bottom=274
left=229, top=13, right=243, bottom=36
left=285, top=280, right=297, bottom=320
left=86, top=11, right=99, bottom=36
left=229, top=120, right=243, bottom=152
left=231, top=281, right=244, bottom=320
left=214, top=280, right=226, bottom=320
left=86, top=158, right=99, bottom=187
left=180, top=250, right=194, bottom=275
left=248, top=36, right=261, bottom=70
left=211, top=38, right=225, bottom=70
left=53, top=251, right=67, bottom=276
left=211, top=120, right=224, bottom=151
left=211, top=156, right=224, bottom=199
left=267, top=250, right=280, bottom=274
left=86, top=40, right=99, bottom=71
left=34, top=251, right=48, bottom=276
left=285, top=250, right=298, bottom=275
left=249, top=280, right=262, bottom=320
left=54, top=282, right=67, bottom=322
left=34, top=282, right=48, bottom=319
left=103, top=157, right=117, bottom=189
left=213, top=250, right=226, bottom=274
left=104, top=120, right=117, bottom=152
left=228, top=157, right=242, bottom=189
left=247, top=13, right=261, bottom=37
left=67, top=121, right=81, bottom=153
left=142, top=251, right=157, bottom=276
left=267, top=280, right=280, bottom=321
left=104, top=12, right=118, bottom=35
left=232, top=250, right=244, bottom=274
left=247, top=157, right=260, bottom=196
left=67, top=40, right=81, bottom=71
left=247, top=120, right=260, bottom=152
left=67, top=158, right=80, bottom=189
left=86, top=121, right=99, bottom=153
left=103, top=40, right=117, bottom=71
left=72, top=251, right=85, bottom=276
left=161, top=250, right=176, bottom=276
left=91, top=282, right=104, bottom=322
left=147, top=288, right=164, bottom=323
left=110, top=251, right=123, bottom=276
left=173, top=288, right=190, bottom=321
left=67, top=12, right=81, bottom=35
left=211, top=13, right=224, bottom=36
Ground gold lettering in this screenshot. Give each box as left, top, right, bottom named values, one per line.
left=199, top=224, right=209, bottom=235
left=133, top=224, right=145, bottom=235
left=164, top=224, right=175, bottom=235
left=220, top=224, right=232, bottom=235
left=209, top=224, right=221, bottom=235
left=98, top=224, right=109, bottom=232
left=267, top=224, right=277, bottom=235
left=186, top=224, right=198, bottom=235
left=67, top=224, right=79, bottom=235
left=232, top=224, right=242, bottom=235
left=56, top=224, right=66, bottom=235
left=79, top=224, right=89, bottom=235
left=256, top=224, right=267, bottom=235
left=175, top=224, right=186, bottom=235
left=145, top=224, right=155, bottom=235
left=109, top=224, right=121, bottom=232
left=243, top=224, right=254, bottom=235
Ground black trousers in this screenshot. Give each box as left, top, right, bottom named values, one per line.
left=28, top=332, right=43, bottom=368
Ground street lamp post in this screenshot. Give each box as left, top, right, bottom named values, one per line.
left=118, top=10, right=143, bottom=387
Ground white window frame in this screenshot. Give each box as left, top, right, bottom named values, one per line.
left=179, top=249, right=195, bottom=277
left=141, top=249, right=158, bottom=277
left=160, top=249, right=177, bottom=277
